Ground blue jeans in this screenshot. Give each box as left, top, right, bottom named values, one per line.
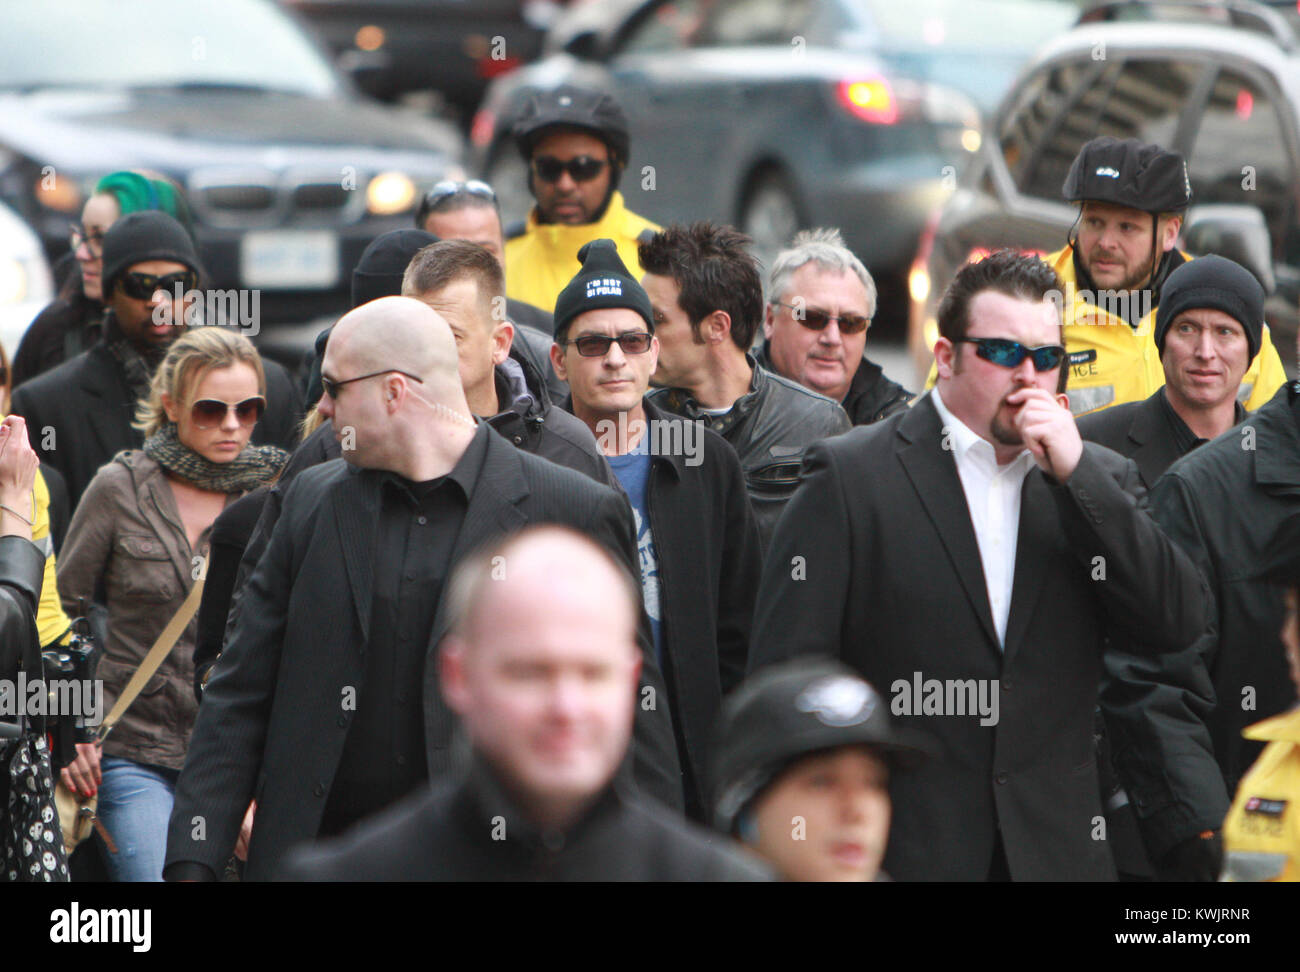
left=96, top=756, right=179, bottom=882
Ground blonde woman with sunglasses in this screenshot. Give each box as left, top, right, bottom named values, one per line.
left=55, top=328, right=286, bottom=881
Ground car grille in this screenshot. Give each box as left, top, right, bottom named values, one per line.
left=188, top=168, right=366, bottom=229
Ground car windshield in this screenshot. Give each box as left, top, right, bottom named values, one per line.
left=0, top=0, right=339, bottom=96
left=859, top=0, right=1078, bottom=49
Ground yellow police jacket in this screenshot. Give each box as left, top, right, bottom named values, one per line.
left=1222, top=707, right=1300, bottom=882
left=1046, top=245, right=1287, bottom=416
left=923, top=247, right=1288, bottom=415
left=504, top=191, right=659, bottom=315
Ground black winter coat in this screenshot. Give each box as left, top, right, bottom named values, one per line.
left=1136, top=383, right=1300, bottom=799
left=163, top=428, right=683, bottom=880
left=11, top=291, right=102, bottom=389
left=279, top=754, right=770, bottom=882
left=564, top=398, right=762, bottom=817
left=1079, top=386, right=1233, bottom=868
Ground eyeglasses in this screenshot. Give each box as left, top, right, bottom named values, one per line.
left=320, top=369, right=425, bottom=399
left=567, top=332, right=653, bottom=357
left=955, top=337, right=1065, bottom=372
left=531, top=155, right=609, bottom=184
left=417, top=179, right=496, bottom=222
left=190, top=396, right=266, bottom=429
left=119, top=270, right=198, bottom=301
left=771, top=300, right=871, bottom=335
left=69, top=223, right=105, bottom=258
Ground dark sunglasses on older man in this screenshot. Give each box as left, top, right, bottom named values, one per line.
left=955, top=337, right=1065, bottom=372
left=191, top=396, right=265, bottom=429
left=119, top=270, right=198, bottom=301
left=531, top=155, right=609, bottom=184
left=771, top=300, right=871, bottom=335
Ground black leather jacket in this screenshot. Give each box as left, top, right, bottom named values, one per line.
left=0, top=535, right=44, bottom=683
left=648, top=354, right=850, bottom=548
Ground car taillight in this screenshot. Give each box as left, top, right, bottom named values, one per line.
left=837, top=79, right=899, bottom=125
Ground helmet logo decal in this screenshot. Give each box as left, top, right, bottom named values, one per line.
left=796, top=677, right=875, bottom=727
left=1094, top=166, right=1120, bottom=179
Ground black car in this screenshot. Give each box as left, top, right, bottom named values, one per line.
left=284, top=0, right=550, bottom=123
left=0, top=0, right=463, bottom=336
left=473, top=0, right=1075, bottom=329
left=909, top=0, right=1300, bottom=378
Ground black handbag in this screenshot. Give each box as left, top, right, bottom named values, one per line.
left=1, top=607, right=69, bottom=882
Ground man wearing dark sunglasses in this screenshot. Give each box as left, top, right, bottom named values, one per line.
left=10, top=211, right=302, bottom=509
left=504, top=85, right=659, bottom=314
left=750, top=250, right=1210, bottom=882
left=550, top=240, right=762, bottom=819
left=164, top=297, right=683, bottom=881
left=756, top=228, right=913, bottom=426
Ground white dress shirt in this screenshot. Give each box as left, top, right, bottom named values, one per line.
left=930, top=388, right=1037, bottom=648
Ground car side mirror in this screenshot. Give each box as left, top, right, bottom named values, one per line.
left=1181, top=204, right=1276, bottom=295
left=562, top=29, right=602, bottom=61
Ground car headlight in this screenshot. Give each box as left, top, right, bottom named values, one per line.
left=366, top=171, right=417, bottom=215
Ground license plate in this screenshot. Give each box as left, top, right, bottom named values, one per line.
left=241, top=230, right=339, bottom=289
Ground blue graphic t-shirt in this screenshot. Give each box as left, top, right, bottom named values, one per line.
left=606, top=445, right=662, bottom=666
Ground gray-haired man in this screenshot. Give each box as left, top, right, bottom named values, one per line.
left=756, top=228, right=913, bottom=425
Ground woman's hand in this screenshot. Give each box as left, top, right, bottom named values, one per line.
left=0, top=416, right=38, bottom=535
left=60, top=741, right=102, bottom=797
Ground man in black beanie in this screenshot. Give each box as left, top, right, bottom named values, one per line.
left=552, top=239, right=762, bottom=818
left=11, top=211, right=302, bottom=510
left=1079, top=254, right=1263, bottom=489
left=1079, top=254, right=1265, bottom=882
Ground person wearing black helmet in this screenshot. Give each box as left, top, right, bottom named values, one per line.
left=711, top=658, right=928, bottom=882
left=1047, top=135, right=1285, bottom=417
left=503, top=85, right=659, bottom=314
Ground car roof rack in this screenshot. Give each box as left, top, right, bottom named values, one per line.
left=1077, top=0, right=1296, bottom=53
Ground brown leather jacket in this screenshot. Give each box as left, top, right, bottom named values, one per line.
left=56, top=451, right=231, bottom=770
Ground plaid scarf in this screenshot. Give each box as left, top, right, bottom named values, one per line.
left=142, top=422, right=287, bottom=493
left=102, top=312, right=163, bottom=403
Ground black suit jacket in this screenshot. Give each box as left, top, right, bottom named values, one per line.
left=748, top=393, right=1210, bottom=881
left=1076, top=390, right=1188, bottom=491
left=163, top=428, right=682, bottom=880
left=11, top=340, right=303, bottom=510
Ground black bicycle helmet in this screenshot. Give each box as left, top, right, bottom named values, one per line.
left=511, top=84, right=631, bottom=167
left=1062, top=136, right=1191, bottom=213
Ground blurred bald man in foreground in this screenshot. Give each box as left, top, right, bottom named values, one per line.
left=164, top=298, right=682, bottom=881
left=281, top=526, right=768, bottom=880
